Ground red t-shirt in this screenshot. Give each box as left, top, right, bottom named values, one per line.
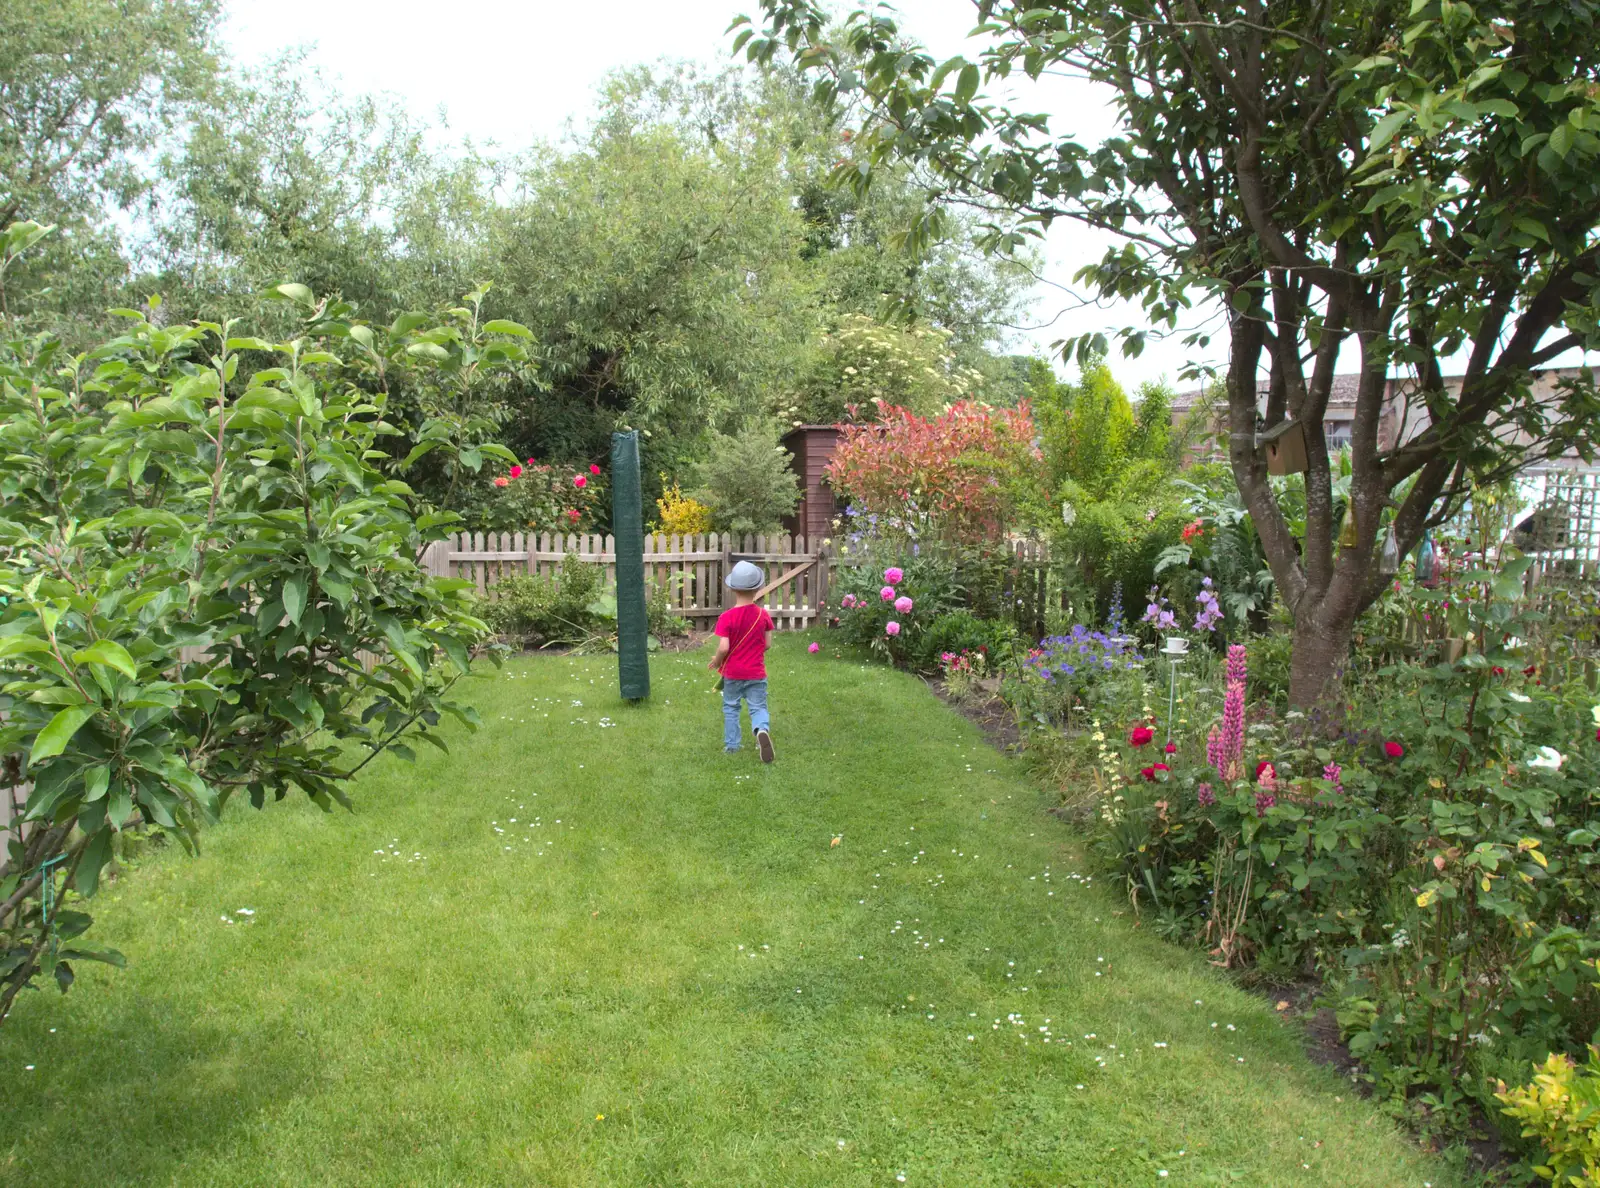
left=714, top=604, right=773, bottom=680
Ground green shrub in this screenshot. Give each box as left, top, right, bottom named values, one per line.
left=1498, top=1050, right=1600, bottom=1184
left=692, top=424, right=800, bottom=536
left=480, top=556, right=605, bottom=647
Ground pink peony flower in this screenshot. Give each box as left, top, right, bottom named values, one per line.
left=880, top=586, right=896, bottom=601
left=1130, top=725, right=1154, bottom=747
left=885, top=621, right=901, bottom=637
left=509, top=464, right=523, bottom=479
left=1384, top=741, right=1405, bottom=759
left=574, top=475, right=587, bottom=488
left=884, top=567, right=904, bottom=584
left=894, top=595, right=913, bottom=613
left=808, top=642, right=820, bottom=654
left=841, top=594, right=857, bottom=608
left=494, top=476, right=509, bottom=488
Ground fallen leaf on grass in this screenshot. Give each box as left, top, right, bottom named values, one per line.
left=830, top=836, right=842, bottom=847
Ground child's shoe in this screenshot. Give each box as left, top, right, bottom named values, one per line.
left=756, top=728, right=775, bottom=764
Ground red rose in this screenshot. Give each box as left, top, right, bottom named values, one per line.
left=1384, top=741, right=1404, bottom=759
left=574, top=475, right=587, bottom=488
left=1140, top=766, right=1156, bottom=781
left=566, top=508, right=580, bottom=522
left=1130, top=725, right=1154, bottom=747
left=1164, top=742, right=1177, bottom=755
left=1523, top=665, right=1538, bottom=677
left=509, top=464, right=523, bottom=479
left=590, top=464, right=601, bottom=475
left=1492, top=666, right=1506, bottom=676
left=526, top=457, right=536, bottom=466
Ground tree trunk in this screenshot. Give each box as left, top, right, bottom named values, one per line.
left=1287, top=607, right=1356, bottom=714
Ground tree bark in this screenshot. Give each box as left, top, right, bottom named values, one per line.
left=1287, top=604, right=1355, bottom=713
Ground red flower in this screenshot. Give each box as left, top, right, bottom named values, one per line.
left=1523, top=665, right=1538, bottom=677
left=509, top=464, right=523, bottom=479
left=1492, top=666, right=1506, bottom=676
left=574, top=475, right=587, bottom=488
left=526, top=457, right=536, bottom=466
left=1140, top=766, right=1156, bottom=781
left=589, top=464, right=601, bottom=475
left=1181, top=518, right=1205, bottom=542
left=493, top=476, right=509, bottom=488
left=1164, top=742, right=1177, bottom=755
left=566, top=508, right=580, bottom=522
left=1384, top=741, right=1405, bottom=759
left=1130, top=725, right=1154, bottom=747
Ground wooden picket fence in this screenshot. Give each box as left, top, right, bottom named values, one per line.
left=422, top=532, right=830, bottom=631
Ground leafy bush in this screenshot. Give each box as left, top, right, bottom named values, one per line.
left=453, top=459, right=605, bottom=535
left=480, top=558, right=687, bottom=649
left=0, top=281, right=505, bottom=1021
left=920, top=610, right=1004, bottom=666
left=692, top=424, right=800, bottom=536
left=653, top=477, right=713, bottom=535
left=827, top=401, right=1043, bottom=543
left=478, top=557, right=605, bottom=647
left=1498, top=1050, right=1600, bottom=1184
left=780, top=312, right=985, bottom=425
left=829, top=555, right=960, bottom=667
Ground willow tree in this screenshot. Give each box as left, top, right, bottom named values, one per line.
left=738, top=0, right=1600, bottom=706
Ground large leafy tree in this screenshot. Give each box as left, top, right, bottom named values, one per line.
left=0, top=0, right=217, bottom=328
left=740, top=0, right=1600, bottom=706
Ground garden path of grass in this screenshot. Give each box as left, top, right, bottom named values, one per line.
left=2, top=637, right=1459, bottom=1186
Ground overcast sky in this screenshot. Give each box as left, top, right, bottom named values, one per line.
left=218, top=0, right=1589, bottom=390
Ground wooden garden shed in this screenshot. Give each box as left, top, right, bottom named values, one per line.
left=780, top=424, right=842, bottom=544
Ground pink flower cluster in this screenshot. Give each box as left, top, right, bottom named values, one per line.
left=1206, top=643, right=1247, bottom=782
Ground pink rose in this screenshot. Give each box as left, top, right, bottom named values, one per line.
left=894, top=596, right=913, bottom=613
left=493, top=476, right=509, bottom=488
left=884, top=567, right=904, bottom=585
left=880, top=586, right=896, bottom=601
left=808, top=642, right=820, bottom=654
left=885, top=621, right=901, bottom=637
left=509, top=464, right=523, bottom=479
left=574, top=475, right=587, bottom=488
left=589, top=464, right=601, bottom=475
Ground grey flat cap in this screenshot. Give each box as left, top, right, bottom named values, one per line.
left=726, top=560, right=764, bottom=590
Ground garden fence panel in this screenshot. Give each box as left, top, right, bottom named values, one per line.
left=433, top=531, right=825, bottom=630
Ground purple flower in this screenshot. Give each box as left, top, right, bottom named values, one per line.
left=1197, top=782, right=1216, bottom=807
left=1323, top=762, right=1343, bottom=796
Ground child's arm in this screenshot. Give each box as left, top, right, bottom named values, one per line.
left=709, top=635, right=731, bottom=672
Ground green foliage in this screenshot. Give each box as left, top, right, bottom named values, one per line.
left=1038, top=356, right=1137, bottom=499
left=1498, top=1050, right=1600, bottom=1185
left=747, top=0, right=1600, bottom=710
left=691, top=425, right=800, bottom=536
left=780, top=312, right=984, bottom=425
left=829, top=554, right=962, bottom=669
left=0, top=269, right=508, bottom=1021
left=478, top=558, right=606, bottom=649
left=479, top=558, right=687, bottom=650
left=0, top=0, right=218, bottom=331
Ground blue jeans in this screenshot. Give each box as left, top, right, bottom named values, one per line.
left=721, top=678, right=770, bottom=751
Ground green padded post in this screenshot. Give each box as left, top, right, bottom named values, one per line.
left=611, top=430, right=650, bottom=701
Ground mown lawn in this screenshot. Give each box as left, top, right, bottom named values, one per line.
left=1, top=637, right=1459, bottom=1186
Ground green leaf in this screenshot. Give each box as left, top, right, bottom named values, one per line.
left=282, top=574, right=308, bottom=626
left=32, top=705, right=96, bottom=763
left=406, top=342, right=450, bottom=361
left=266, top=282, right=315, bottom=307
left=1368, top=108, right=1411, bottom=152
left=71, top=640, right=137, bottom=679
left=74, top=827, right=114, bottom=896
left=955, top=64, right=980, bottom=103
left=1550, top=123, right=1574, bottom=158
left=84, top=765, right=110, bottom=803
left=482, top=319, right=532, bottom=338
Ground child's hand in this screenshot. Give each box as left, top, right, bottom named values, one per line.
left=707, top=657, right=721, bottom=672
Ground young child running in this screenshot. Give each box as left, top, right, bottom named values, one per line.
left=709, top=560, right=776, bottom=762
